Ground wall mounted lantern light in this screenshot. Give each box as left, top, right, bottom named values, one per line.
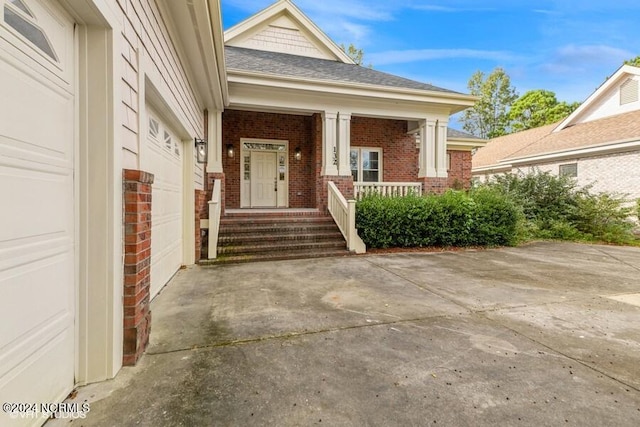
left=195, top=138, right=207, bottom=164
left=295, top=146, right=301, bottom=161
left=227, top=143, right=235, bottom=158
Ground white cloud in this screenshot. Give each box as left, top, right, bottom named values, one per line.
left=541, top=44, right=633, bottom=74
left=368, top=49, right=521, bottom=66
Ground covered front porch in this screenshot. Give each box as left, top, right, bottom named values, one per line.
left=207, top=109, right=456, bottom=212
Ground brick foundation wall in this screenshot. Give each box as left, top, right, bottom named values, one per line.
left=421, top=177, right=449, bottom=194
left=351, top=117, right=419, bottom=182
left=221, top=110, right=316, bottom=208
left=448, top=150, right=472, bottom=190
left=122, top=169, right=153, bottom=366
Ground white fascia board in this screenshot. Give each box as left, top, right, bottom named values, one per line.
left=447, top=139, right=488, bottom=150
left=471, top=164, right=513, bottom=174
left=227, top=70, right=477, bottom=111
left=507, top=138, right=640, bottom=165
left=555, top=64, right=640, bottom=132
left=229, top=81, right=454, bottom=120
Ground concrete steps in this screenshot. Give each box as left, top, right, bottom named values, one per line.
left=200, top=210, right=352, bottom=264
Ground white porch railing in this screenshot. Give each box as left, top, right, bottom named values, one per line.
left=327, top=181, right=366, bottom=254
left=354, top=182, right=423, bottom=200
left=207, top=179, right=222, bottom=259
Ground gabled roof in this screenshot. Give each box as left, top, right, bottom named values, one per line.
left=555, top=64, right=640, bottom=132
left=225, top=46, right=461, bottom=94
left=224, top=0, right=354, bottom=63
left=474, top=64, right=640, bottom=172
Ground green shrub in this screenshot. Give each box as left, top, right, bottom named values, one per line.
left=355, top=190, right=519, bottom=249
left=477, top=170, right=636, bottom=244
left=469, top=187, right=521, bottom=246
left=572, top=192, right=633, bottom=243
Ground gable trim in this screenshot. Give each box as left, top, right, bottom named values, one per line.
left=554, top=64, right=640, bottom=132
left=224, top=0, right=355, bottom=64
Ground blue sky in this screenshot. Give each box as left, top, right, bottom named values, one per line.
left=222, top=0, right=639, bottom=107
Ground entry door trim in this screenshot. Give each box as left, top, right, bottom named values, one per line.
left=240, top=138, right=289, bottom=208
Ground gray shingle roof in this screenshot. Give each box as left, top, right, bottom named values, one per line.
left=447, top=128, right=483, bottom=139
left=225, top=46, right=461, bottom=94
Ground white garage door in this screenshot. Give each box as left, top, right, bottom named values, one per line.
left=0, top=0, right=76, bottom=420
left=145, top=110, right=184, bottom=298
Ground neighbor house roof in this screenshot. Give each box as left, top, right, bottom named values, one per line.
left=508, top=109, right=640, bottom=161
left=447, top=128, right=483, bottom=140
left=473, top=109, right=640, bottom=171
left=472, top=122, right=559, bottom=169
left=225, top=46, right=461, bottom=95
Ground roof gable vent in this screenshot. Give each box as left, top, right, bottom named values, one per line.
left=620, top=78, right=639, bottom=105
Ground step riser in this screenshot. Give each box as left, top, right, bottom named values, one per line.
left=218, top=234, right=344, bottom=245
left=201, top=249, right=351, bottom=265
left=219, top=225, right=339, bottom=234
left=210, top=213, right=351, bottom=264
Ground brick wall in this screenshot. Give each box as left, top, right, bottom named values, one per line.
left=221, top=110, right=316, bottom=208
left=122, top=169, right=153, bottom=366
left=517, top=150, right=640, bottom=201
left=218, top=111, right=476, bottom=209
left=448, top=150, right=472, bottom=190
left=351, top=117, right=419, bottom=182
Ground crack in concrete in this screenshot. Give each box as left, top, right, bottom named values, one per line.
left=593, top=246, right=640, bottom=273
left=145, top=313, right=457, bottom=357
left=482, top=314, right=640, bottom=394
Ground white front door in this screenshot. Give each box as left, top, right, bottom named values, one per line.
left=143, top=110, right=184, bottom=299
left=251, top=151, right=277, bottom=207
left=0, top=0, right=76, bottom=414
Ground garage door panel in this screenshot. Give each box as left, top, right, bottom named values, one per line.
left=0, top=248, right=73, bottom=349
left=0, top=327, right=74, bottom=409
left=0, top=164, right=73, bottom=242
left=0, top=58, right=74, bottom=162
left=144, top=111, right=183, bottom=299
left=0, top=0, right=75, bottom=417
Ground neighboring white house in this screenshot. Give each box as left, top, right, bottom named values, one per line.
left=473, top=65, right=640, bottom=202
left=1, top=0, right=226, bottom=425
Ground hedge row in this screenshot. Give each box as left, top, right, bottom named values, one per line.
left=355, top=188, right=519, bottom=249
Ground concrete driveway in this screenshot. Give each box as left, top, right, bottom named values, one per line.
left=50, top=242, right=640, bottom=426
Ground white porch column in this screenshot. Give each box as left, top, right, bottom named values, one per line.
left=206, top=110, right=223, bottom=173
left=322, top=111, right=339, bottom=176
left=436, top=120, right=449, bottom=178
left=337, top=112, right=352, bottom=176
left=418, top=119, right=437, bottom=178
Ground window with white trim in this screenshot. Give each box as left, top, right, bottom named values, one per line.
left=350, top=148, right=382, bottom=182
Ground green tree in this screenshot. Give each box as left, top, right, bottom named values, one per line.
left=461, top=67, right=518, bottom=139
left=339, top=43, right=371, bottom=68
left=508, top=89, right=580, bottom=132
left=624, top=55, right=640, bottom=67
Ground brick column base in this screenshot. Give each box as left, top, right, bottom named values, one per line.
left=317, top=175, right=354, bottom=212
left=421, top=177, right=449, bottom=195
left=122, top=169, right=154, bottom=366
